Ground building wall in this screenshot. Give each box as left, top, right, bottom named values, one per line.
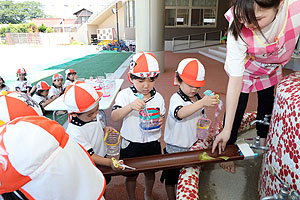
left=164, top=0, right=230, bottom=40
left=97, top=6, right=125, bottom=41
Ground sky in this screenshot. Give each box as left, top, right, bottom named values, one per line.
left=15, top=0, right=116, bottom=18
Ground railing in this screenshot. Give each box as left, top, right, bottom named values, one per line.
left=172, top=30, right=224, bottom=52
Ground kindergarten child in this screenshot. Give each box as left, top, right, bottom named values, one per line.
left=32, top=81, right=59, bottom=114
left=111, top=52, right=166, bottom=200
left=0, top=76, right=10, bottom=91
left=48, top=73, right=64, bottom=99
left=161, top=58, right=218, bottom=200
left=64, top=81, right=121, bottom=183
left=64, top=68, right=77, bottom=87
left=15, top=67, right=33, bottom=94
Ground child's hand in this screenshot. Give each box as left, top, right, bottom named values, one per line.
left=110, top=157, right=123, bottom=171
left=158, top=114, right=164, bottom=126
left=104, top=126, right=117, bottom=133
left=130, top=98, right=146, bottom=111
left=202, top=95, right=219, bottom=107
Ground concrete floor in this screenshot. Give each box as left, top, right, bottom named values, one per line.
left=199, top=128, right=263, bottom=200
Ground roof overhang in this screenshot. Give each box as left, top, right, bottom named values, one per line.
left=88, top=1, right=123, bottom=25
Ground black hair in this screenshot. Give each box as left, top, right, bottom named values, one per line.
left=129, top=73, right=159, bottom=82
left=175, top=72, right=183, bottom=84
left=0, top=76, right=6, bottom=88
left=229, top=0, right=281, bottom=40
left=36, top=89, right=49, bottom=96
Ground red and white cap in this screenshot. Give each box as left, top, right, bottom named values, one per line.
left=36, top=81, right=51, bottom=91
left=0, top=116, right=106, bottom=199
left=52, top=73, right=64, bottom=81
left=0, top=91, right=43, bottom=125
left=16, top=67, right=26, bottom=75
left=129, top=52, right=160, bottom=78
left=65, top=69, right=77, bottom=75
left=175, top=58, right=205, bottom=87
left=63, top=81, right=102, bottom=113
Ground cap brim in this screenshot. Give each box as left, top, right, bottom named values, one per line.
left=180, top=75, right=205, bottom=87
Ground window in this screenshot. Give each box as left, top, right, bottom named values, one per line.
left=125, top=0, right=135, bottom=28
left=165, top=0, right=218, bottom=27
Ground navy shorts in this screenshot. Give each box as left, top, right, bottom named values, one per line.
left=119, top=140, right=162, bottom=176
left=160, top=148, right=181, bottom=185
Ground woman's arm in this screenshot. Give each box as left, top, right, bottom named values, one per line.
left=212, top=75, right=243, bottom=154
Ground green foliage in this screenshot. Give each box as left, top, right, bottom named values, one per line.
left=38, top=23, right=46, bottom=33
left=0, top=0, right=46, bottom=24
left=46, top=27, right=53, bottom=33
left=0, top=23, right=35, bottom=36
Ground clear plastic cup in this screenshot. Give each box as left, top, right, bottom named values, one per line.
left=139, top=108, right=161, bottom=133
left=104, top=130, right=121, bottom=156
left=103, top=80, right=111, bottom=97
left=196, top=118, right=211, bottom=139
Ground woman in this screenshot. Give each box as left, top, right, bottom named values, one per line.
left=212, top=0, right=300, bottom=173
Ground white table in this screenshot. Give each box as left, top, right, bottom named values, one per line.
left=45, top=79, right=124, bottom=124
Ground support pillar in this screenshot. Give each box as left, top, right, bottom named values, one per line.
left=135, top=0, right=165, bottom=72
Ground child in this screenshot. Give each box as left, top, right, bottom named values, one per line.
left=15, top=67, right=33, bottom=94
left=32, top=81, right=59, bottom=114
left=49, top=73, right=64, bottom=99
left=0, top=76, right=10, bottom=91
left=161, top=58, right=218, bottom=200
left=63, top=81, right=121, bottom=183
left=212, top=0, right=300, bottom=173
left=0, top=116, right=106, bottom=200
left=64, top=68, right=77, bottom=87
left=111, top=52, right=166, bottom=200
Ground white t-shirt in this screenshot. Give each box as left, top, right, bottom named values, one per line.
left=225, top=0, right=288, bottom=77
left=64, top=79, right=73, bottom=88
left=32, top=93, right=47, bottom=105
left=66, top=115, right=107, bottom=157
left=15, top=79, right=32, bottom=92
left=164, top=89, right=206, bottom=148
left=48, top=85, right=64, bottom=98
left=113, top=86, right=166, bottom=143
left=0, top=85, right=10, bottom=91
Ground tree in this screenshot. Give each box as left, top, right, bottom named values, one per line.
left=38, top=24, right=46, bottom=33
left=0, top=0, right=46, bottom=24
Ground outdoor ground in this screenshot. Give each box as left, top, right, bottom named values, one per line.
left=0, top=45, right=295, bottom=200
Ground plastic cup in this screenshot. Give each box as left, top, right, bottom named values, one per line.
left=196, top=118, right=211, bottom=139
left=104, top=130, right=121, bottom=156
left=139, top=108, right=161, bottom=133
left=103, top=80, right=111, bottom=97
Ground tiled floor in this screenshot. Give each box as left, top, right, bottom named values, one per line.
left=103, top=51, right=294, bottom=200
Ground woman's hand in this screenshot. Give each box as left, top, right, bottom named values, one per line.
left=212, top=129, right=231, bottom=154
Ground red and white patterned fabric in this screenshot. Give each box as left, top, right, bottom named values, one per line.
left=129, top=52, right=160, bottom=78
left=52, top=73, right=64, bottom=81
left=0, top=91, right=42, bottom=125
left=259, top=71, right=300, bottom=198
left=0, top=116, right=106, bottom=199
left=63, top=81, right=102, bottom=113
left=224, top=0, right=300, bottom=93
left=65, top=68, right=76, bottom=75
left=176, top=58, right=205, bottom=87
left=36, top=81, right=51, bottom=91
left=16, top=67, right=26, bottom=75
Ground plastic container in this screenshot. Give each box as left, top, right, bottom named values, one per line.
left=102, top=80, right=111, bottom=97
left=139, top=108, right=161, bottom=132
left=196, top=118, right=211, bottom=139
left=104, top=130, right=121, bottom=156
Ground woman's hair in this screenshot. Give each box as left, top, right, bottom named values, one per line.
left=129, top=73, right=159, bottom=82
left=229, top=0, right=281, bottom=40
